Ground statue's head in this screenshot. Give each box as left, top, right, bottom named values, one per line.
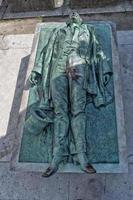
left=67, top=11, right=83, bottom=25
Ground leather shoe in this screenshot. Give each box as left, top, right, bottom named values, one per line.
left=42, top=167, right=58, bottom=177
left=81, top=164, right=96, bottom=174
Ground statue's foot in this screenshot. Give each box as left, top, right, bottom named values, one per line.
left=42, top=166, right=58, bottom=178
left=81, top=164, right=96, bottom=174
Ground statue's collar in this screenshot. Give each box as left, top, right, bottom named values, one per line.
left=66, top=19, right=83, bottom=27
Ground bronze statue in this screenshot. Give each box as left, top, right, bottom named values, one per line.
left=27, top=12, right=112, bottom=177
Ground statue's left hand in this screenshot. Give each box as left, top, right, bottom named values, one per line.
left=103, top=74, right=111, bottom=85
left=29, top=71, right=42, bottom=85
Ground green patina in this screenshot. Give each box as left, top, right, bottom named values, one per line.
left=19, top=18, right=119, bottom=166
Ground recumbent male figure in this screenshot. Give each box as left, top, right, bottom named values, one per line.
left=29, top=12, right=112, bottom=177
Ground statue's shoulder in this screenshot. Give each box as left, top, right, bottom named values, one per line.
left=49, top=24, right=66, bottom=36
left=81, top=23, right=94, bottom=36
left=56, top=24, right=67, bottom=33
left=84, top=24, right=95, bottom=31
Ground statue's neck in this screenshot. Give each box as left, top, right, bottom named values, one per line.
left=70, top=22, right=79, bottom=28
left=69, top=22, right=80, bottom=34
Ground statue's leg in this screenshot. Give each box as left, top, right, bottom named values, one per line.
left=70, top=64, right=96, bottom=174
left=42, top=74, right=69, bottom=177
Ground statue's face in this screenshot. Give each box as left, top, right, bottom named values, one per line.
left=69, top=12, right=82, bottom=24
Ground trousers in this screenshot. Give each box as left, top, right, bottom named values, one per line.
left=51, top=64, right=87, bottom=157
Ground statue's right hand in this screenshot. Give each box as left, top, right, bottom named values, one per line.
left=29, top=71, right=42, bottom=85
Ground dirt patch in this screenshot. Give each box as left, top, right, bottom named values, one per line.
left=0, top=18, right=42, bottom=35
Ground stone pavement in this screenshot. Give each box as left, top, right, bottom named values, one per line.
left=0, top=30, right=133, bottom=200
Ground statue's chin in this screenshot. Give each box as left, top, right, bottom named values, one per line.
left=70, top=17, right=77, bottom=23
left=73, top=19, right=78, bottom=23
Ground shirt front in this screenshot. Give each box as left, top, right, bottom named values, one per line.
left=57, top=24, right=86, bottom=70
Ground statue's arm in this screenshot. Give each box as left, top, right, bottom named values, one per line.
left=29, top=49, right=45, bottom=85
left=33, top=49, right=45, bottom=75
left=29, top=27, right=59, bottom=86
left=91, top=28, right=112, bottom=85
left=99, top=52, right=112, bottom=85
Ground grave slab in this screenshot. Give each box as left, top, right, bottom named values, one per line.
left=10, top=22, right=127, bottom=173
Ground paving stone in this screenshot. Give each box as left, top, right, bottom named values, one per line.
left=119, top=45, right=133, bottom=71
left=103, top=176, right=130, bottom=200
left=0, top=34, right=34, bottom=50
left=102, top=165, right=133, bottom=200
left=69, top=174, right=105, bottom=200
left=0, top=163, right=69, bottom=200
left=0, top=19, right=41, bottom=35
left=127, top=164, right=133, bottom=199
left=0, top=48, right=31, bottom=136
left=117, top=31, right=133, bottom=45
left=0, top=48, right=31, bottom=161
left=118, top=44, right=133, bottom=163
left=0, top=34, right=33, bottom=161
